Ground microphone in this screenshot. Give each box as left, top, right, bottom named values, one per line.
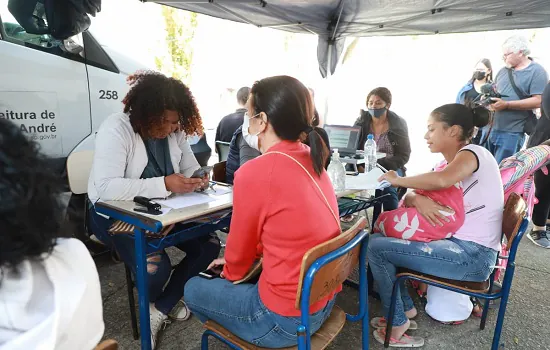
left=480, top=83, right=508, bottom=98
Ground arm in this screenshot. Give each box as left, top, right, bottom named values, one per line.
left=384, top=150, right=478, bottom=191
left=498, top=95, right=542, bottom=111
left=223, top=164, right=269, bottom=281
left=93, top=124, right=170, bottom=201
left=176, top=132, right=201, bottom=177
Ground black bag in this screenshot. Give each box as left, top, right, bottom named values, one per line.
left=506, top=68, right=538, bottom=136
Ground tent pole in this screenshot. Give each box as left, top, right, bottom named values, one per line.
left=322, top=40, right=333, bottom=126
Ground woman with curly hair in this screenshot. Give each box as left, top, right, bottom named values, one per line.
left=0, top=119, right=104, bottom=349
left=87, top=71, right=221, bottom=348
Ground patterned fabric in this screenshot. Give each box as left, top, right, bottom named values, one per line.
left=499, top=145, right=550, bottom=217
left=375, top=132, right=394, bottom=157
left=373, top=162, right=465, bottom=242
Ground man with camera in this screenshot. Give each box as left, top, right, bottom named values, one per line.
left=485, top=35, right=548, bottom=163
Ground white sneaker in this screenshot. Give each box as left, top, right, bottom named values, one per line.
left=149, top=303, right=169, bottom=349
left=168, top=299, right=191, bottom=321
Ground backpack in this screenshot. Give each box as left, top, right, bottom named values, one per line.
left=499, top=145, right=550, bottom=218
left=494, top=145, right=550, bottom=282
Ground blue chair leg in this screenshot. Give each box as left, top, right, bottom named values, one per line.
left=480, top=276, right=495, bottom=330
left=491, top=279, right=514, bottom=350
left=201, top=331, right=210, bottom=350
left=384, top=278, right=402, bottom=348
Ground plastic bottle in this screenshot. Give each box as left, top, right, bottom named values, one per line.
left=364, top=134, right=377, bottom=173
left=327, top=148, right=346, bottom=191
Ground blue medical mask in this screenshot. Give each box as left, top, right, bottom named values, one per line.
left=368, top=107, right=387, bottom=118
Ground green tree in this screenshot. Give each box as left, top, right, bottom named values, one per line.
left=155, top=6, right=198, bottom=84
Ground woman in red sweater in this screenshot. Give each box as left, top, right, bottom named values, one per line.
left=185, top=75, right=342, bottom=348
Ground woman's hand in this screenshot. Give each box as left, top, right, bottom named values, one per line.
left=378, top=170, right=401, bottom=187
left=208, top=257, right=226, bottom=278
left=412, top=194, right=455, bottom=227
left=164, top=174, right=202, bottom=193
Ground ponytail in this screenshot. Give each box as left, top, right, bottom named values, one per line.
left=305, top=127, right=329, bottom=176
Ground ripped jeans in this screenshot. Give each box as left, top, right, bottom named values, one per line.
left=89, top=208, right=221, bottom=315
left=367, top=234, right=498, bottom=326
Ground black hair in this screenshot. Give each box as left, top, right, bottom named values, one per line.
left=0, top=119, right=65, bottom=271
left=250, top=76, right=328, bottom=176
left=367, top=87, right=392, bottom=106
left=122, top=70, right=202, bottom=139
left=236, top=86, right=250, bottom=106
left=471, top=58, right=493, bottom=82
left=431, top=103, right=490, bottom=142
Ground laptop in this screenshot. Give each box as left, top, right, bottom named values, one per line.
left=323, top=124, right=361, bottom=157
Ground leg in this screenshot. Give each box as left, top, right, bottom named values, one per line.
left=154, top=234, right=221, bottom=315
left=367, top=235, right=496, bottom=334
left=492, top=131, right=525, bottom=164
left=185, top=277, right=298, bottom=348
left=529, top=170, right=550, bottom=247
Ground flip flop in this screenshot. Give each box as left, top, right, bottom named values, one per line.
left=370, top=317, right=418, bottom=330
left=373, top=328, right=424, bottom=348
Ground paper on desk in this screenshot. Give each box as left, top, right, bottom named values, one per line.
left=345, top=168, right=391, bottom=190
left=156, top=192, right=217, bottom=209
left=202, top=185, right=232, bottom=196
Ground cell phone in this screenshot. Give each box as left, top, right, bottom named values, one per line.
left=198, top=266, right=223, bottom=279
left=191, top=166, right=213, bottom=179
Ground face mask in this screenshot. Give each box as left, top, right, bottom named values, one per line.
left=473, top=71, right=486, bottom=81
left=368, top=107, right=386, bottom=118
left=242, top=112, right=261, bottom=151
left=186, top=133, right=200, bottom=145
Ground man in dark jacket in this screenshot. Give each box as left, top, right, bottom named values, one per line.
left=215, top=87, right=250, bottom=143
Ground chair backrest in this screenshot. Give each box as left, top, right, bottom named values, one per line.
left=212, top=161, right=227, bottom=183
left=94, top=339, right=118, bottom=350
left=66, top=150, right=94, bottom=195
left=502, top=192, right=527, bottom=244
left=295, top=217, right=368, bottom=309
left=216, top=141, right=231, bottom=162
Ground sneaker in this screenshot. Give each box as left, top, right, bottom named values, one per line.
left=149, top=303, right=169, bottom=350
left=168, top=299, right=191, bottom=321
left=527, top=230, right=550, bottom=249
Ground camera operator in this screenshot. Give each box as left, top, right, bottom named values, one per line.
left=486, top=35, right=548, bottom=163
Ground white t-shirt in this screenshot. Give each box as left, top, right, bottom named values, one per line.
left=0, top=238, right=104, bottom=350
left=453, top=144, right=504, bottom=251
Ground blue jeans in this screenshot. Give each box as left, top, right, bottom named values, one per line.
left=88, top=208, right=221, bottom=315
left=367, top=234, right=498, bottom=326
left=484, top=130, right=525, bottom=164
left=184, top=277, right=336, bottom=348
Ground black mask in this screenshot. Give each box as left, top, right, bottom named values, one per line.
left=473, top=71, right=487, bottom=81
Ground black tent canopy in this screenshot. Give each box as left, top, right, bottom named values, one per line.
left=144, top=0, right=550, bottom=76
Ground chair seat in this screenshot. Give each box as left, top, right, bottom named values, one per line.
left=204, top=305, right=346, bottom=350
left=397, top=268, right=490, bottom=293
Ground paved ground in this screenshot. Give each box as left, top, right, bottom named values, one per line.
left=92, top=224, right=550, bottom=350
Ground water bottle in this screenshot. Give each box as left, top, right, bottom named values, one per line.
left=364, top=134, right=377, bottom=173
left=327, top=148, right=346, bottom=191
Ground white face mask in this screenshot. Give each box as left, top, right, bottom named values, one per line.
left=242, top=112, right=261, bottom=151
left=187, top=133, right=200, bottom=145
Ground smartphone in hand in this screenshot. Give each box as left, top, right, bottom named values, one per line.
left=191, top=166, right=213, bottom=179
left=198, top=266, right=223, bottom=279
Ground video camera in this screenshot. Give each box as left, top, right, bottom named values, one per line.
left=476, top=84, right=507, bottom=107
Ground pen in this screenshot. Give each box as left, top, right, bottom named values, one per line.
left=209, top=180, right=232, bottom=187
left=376, top=163, right=389, bottom=173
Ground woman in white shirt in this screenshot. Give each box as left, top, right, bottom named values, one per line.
left=87, top=71, right=221, bottom=349
left=0, top=119, right=104, bottom=350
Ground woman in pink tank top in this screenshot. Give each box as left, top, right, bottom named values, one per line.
left=368, top=103, right=503, bottom=347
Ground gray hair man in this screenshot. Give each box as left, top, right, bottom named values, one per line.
left=486, top=35, right=548, bottom=163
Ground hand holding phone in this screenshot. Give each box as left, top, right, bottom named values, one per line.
left=198, top=266, right=223, bottom=279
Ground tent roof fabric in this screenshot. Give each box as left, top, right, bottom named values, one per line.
left=145, top=0, right=550, bottom=76
left=147, top=0, right=550, bottom=39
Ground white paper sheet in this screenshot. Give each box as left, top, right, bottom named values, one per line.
left=156, top=192, right=217, bottom=209
left=345, top=168, right=391, bottom=190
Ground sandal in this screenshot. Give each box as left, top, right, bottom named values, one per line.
left=373, top=328, right=424, bottom=348
left=340, top=214, right=355, bottom=223
left=370, top=317, right=418, bottom=330
left=470, top=297, right=483, bottom=318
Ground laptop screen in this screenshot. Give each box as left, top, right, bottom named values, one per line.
left=324, top=125, right=361, bottom=154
